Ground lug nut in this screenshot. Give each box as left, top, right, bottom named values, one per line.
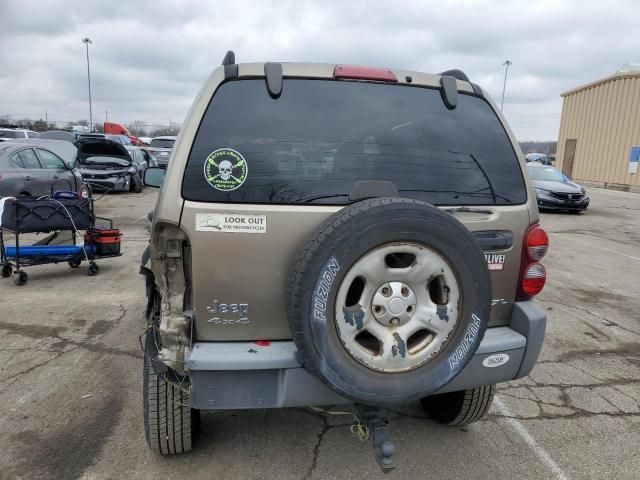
left=381, top=287, right=390, bottom=296
left=401, top=287, right=409, bottom=296
left=374, top=305, right=383, bottom=315
left=390, top=317, right=399, bottom=326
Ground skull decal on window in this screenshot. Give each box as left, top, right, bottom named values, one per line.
left=217, top=160, right=233, bottom=181
left=203, top=148, right=248, bottom=192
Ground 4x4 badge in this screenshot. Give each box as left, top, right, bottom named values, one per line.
left=204, top=148, right=248, bottom=191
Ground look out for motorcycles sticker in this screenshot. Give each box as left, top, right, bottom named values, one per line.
left=196, top=213, right=266, bottom=234
left=204, top=148, right=248, bottom=191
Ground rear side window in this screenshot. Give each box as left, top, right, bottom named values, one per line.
left=17, top=149, right=41, bottom=169
left=37, top=149, right=66, bottom=169
left=0, top=130, right=22, bottom=139
left=183, top=79, right=526, bottom=205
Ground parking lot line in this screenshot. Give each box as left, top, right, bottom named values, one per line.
left=495, top=397, right=570, bottom=480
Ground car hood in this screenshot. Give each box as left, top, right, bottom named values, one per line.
left=532, top=179, right=583, bottom=193
left=75, top=137, right=131, bottom=163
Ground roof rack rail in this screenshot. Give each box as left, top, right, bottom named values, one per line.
left=439, top=69, right=469, bottom=82
left=221, top=50, right=238, bottom=80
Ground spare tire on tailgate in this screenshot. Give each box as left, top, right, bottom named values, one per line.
left=287, top=197, right=491, bottom=405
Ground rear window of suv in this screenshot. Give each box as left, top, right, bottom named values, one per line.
left=150, top=139, right=175, bottom=148
left=183, top=79, right=526, bottom=205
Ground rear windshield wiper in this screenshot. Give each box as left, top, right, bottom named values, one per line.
left=398, top=188, right=512, bottom=203
left=299, top=194, right=349, bottom=203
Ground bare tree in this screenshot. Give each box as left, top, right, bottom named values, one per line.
left=127, top=120, right=147, bottom=137
left=150, top=125, right=180, bottom=137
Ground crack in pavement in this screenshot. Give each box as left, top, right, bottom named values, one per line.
left=303, top=415, right=330, bottom=480
left=497, top=366, right=639, bottom=421
left=549, top=229, right=639, bottom=247
left=1, top=350, right=66, bottom=384
left=296, top=408, right=359, bottom=479
left=543, top=298, right=640, bottom=336
left=0, top=305, right=141, bottom=386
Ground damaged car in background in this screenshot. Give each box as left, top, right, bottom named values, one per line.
left=75, top=137, right=144, bottom=193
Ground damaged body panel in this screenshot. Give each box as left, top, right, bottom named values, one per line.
left=146, top=223, right=192, bottom=375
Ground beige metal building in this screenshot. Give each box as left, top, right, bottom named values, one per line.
left=556, top=67, right=640, bottom=192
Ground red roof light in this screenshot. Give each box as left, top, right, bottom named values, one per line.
left=334, top=65, right=397, bottom=83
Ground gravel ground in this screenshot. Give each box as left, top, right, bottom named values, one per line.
left=0, top=186, right=638, bottom=480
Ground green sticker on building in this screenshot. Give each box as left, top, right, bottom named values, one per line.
left=203, top=148, right=248, bottom=191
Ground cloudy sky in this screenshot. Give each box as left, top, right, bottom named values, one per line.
left=1, top=0, right=639, bottom=140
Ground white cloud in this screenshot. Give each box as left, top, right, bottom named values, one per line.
left=1, top=0, right=639, bottom=139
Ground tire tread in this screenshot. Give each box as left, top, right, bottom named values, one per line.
left=143, top=356, right=193, bottom=455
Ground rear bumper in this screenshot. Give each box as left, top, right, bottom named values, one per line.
left=188, top=300, right=546, bottom=410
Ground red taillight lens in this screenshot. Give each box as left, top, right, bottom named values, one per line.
left=334, top=65, right=398, bottom=83
left=526, top=225, right=549, bottom=261
left=517, top=223, right=549, bottom=300
left=521, top=262, right=546, bottom=297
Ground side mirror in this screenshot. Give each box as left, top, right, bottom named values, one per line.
left=144, top=167, right=166, bottom=188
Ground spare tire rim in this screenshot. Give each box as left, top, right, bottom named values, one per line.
left=335, top=242, right=460, bottom=373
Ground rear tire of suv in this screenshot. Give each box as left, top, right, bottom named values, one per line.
left=421, top=385, right=496, bottom=425
left=143, top=356, right=194, bottom=454
left=287, top=197, right=491, bottom=405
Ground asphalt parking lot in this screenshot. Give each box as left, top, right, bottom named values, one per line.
left=0, top=186, right=638, bottom=480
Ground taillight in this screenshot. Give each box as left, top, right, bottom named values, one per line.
left=521, top=263, right=546, bottom=297
left=334, top=65, right=398, bottom=83
left=526, top=225, right=548, bottom=261
left=517, top=224, right=548, bottom=300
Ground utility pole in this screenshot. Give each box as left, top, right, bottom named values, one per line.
left=45, top=111, right=48, bottom=124
left=501, top=60, right=512, bottom=112
left=82, top=37, right=93, bottom=130
left=105, top=108, right=108, bottom=123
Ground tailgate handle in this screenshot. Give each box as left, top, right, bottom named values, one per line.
left=473, top=231, right=513, bottom=251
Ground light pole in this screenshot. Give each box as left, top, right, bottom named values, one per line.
left=501, top=60, right=512, bottom=112
left=82, top=37, right=93, bottom=130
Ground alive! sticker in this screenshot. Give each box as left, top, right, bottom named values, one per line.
left=204, top=148, right=248, bottom=191
left=485, top=253, right=506, bottom=271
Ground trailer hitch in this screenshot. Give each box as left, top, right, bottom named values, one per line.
left=354, top=404, right=396, bottom=473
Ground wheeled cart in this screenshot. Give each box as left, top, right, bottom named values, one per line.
left=0, top=194, right=122, bottom=286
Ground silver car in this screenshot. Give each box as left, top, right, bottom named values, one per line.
left=146, top=136, right=176, bottom=168
left=0, top=128, right=39, bottom=142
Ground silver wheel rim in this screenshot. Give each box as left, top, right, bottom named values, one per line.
left=335, top=242, right=460, bottom=373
